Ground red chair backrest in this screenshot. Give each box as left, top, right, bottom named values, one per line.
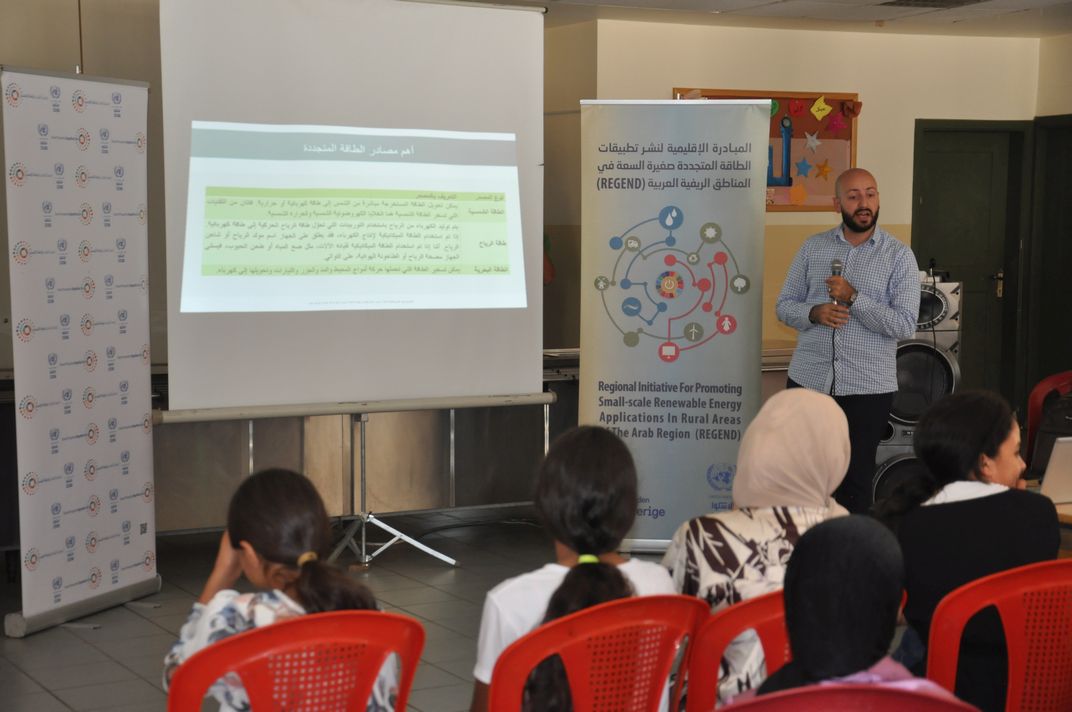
left=1025, top=370, right=1072, bottom=465
left=685, top=589, right=790, bottom=712
left=926, top=558, right=1072, bottom=712
left=720, top=683, right=978, bottom=711
left=488, top=594, right=709, bottom=712
left=166, top=610, right=425, bottom=712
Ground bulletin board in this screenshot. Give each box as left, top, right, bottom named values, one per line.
left=673, top=88, right=859, bottom=211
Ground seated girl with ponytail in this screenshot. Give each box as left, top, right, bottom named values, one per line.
left=875, top=390, right=1059, bottom=712
left=163, top=468, right=397, bottom=712
left=469, top=426, right=675, bottom=712
left=521, top=557, right=635, bottom=711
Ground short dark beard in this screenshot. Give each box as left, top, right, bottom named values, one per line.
left=842, top=207, right=879, bottom=235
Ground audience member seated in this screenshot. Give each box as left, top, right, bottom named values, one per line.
left=469, top=426, right=675, bottom=712
left=662, top=388, right=850, bottom=702
left=162, top=468, right=396, bottom=712
left=874, top=390, right=1060, bottom=712
left=521, top=556, right=635, bottom=711
left=746, top=516, right=958, bottom=704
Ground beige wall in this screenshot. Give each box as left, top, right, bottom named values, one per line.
left=544, top=19, right=1041, bottom=346
left=593, top=20, right=1040, bottom=225
left=1038, top=32, right=1072, bottom=116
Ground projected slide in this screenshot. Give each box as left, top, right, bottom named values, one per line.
left=180, top=122, right=526, bottom=312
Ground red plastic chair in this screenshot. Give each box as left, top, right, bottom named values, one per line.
left=1025, top=370, right=1072, bottom=465
left=720, top=683, right=978, bottom=711
left=487, top=594, right=709, bottom=711
left=684, top=590, right=790, bottom=712
left=166, top=610, right=425, bottom=712
left=926, top=559, right=1072, bottom=712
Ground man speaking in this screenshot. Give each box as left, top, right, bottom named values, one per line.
left=775, top=168, right=920, bottom=513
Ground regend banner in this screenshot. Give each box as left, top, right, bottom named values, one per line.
left=580, top=100, right=769, bottom=546
left=3, top=68, right=157, bottom=634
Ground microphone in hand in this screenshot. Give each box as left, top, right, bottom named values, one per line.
left=829, top=259, right=844, bottom=304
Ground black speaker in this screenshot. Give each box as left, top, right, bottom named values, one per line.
left=873, top=279, right=962, bottom=503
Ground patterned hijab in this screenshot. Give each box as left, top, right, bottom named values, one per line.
left=732, top=388, right=850, bottom=512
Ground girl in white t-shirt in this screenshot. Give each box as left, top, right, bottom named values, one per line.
left=469, top=426, right=675, bottom=711
left=163, top=468, right=398, bottom=711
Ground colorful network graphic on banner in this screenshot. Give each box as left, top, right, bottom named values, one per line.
left=593, top=205, right=751, bottom=364
left=3, top=68, right=155, bottom=621
left=580, top=101, right=769, bottom=542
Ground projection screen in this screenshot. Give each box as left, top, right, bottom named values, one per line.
left=160, top=0, right=543, bottom=410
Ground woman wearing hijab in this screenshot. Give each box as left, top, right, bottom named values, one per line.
left=662, top=388, right=850, bottom=702
left=752, top=516, right=956, bottom=701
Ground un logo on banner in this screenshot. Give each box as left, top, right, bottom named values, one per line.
left=706, top=463, right=735, bottom=493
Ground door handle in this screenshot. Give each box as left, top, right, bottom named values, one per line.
left=989, top=269, right=1004, bottom=298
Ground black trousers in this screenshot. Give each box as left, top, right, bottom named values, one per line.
left=787, top=378, right=895, bottom=514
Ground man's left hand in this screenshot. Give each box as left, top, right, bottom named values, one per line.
left=825, top=276, right=857, bottom=306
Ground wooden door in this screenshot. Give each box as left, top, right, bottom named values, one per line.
left=912, top=127, right=1019, bottom=395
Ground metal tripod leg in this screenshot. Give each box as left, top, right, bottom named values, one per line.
left=329, top=512, right=456, bottom=566
left=328, top=413, right=456, bottom=567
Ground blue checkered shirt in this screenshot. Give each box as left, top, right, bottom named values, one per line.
left=776, top=225, right=920, bottom=395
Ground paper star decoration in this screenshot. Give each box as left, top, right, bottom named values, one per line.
left=810, top=96, right=833, bottom=121
left=827, top=112, right=848, bottom=133
left=804, top=131, right=822, bottom=153
left=815, top=158, right=832, bottom=180
left=795, top=157, right=813, bottom=178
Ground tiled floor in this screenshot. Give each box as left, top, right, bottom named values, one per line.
left=0, top=506, right=582, bottom=712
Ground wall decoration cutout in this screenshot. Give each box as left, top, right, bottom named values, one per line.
left=673, top=89, right=860, bottom=211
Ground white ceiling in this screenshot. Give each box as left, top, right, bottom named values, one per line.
left=534, top=0, right=1072, bottom=36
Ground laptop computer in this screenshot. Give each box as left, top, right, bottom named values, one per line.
left=1040, top=436, right=1072, bottom=505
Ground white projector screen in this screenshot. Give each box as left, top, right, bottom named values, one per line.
left=160, top=0, right=543, bottom=411
left=180, top=122, right=526, bottom=313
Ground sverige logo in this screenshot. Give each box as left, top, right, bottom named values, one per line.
left=77, top=128, right=91, bottom=151
left=84, top=459, right=97, bottom=481
left=79, top=203, right=94, bottom=225
left=71, top=89, right=86, bottom=112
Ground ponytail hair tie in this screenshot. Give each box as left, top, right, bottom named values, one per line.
left=296, top=551, right=318, bottom=567
left=577, top=554, right=600, bottom=564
